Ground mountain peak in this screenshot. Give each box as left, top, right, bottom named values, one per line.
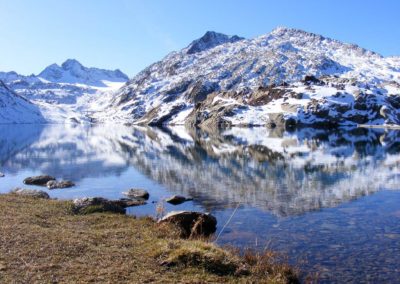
left=61, top=59, right=84, bottom=70
left=186, top=31, right=244, bottom=54
left=38, top=59, right=129, bottom=86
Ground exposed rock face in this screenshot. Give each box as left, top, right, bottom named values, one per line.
left=186, top=31, right=244, bottom=55
left=165, top=195, right=193, bottom=205
left=46, top=180, right=75, bottom=189
left=23, top=175, right=56, bottom=186
left=159, top=211, right=217, bottom=238
left=95, top=27, right=400, bottom=129
left=122, top=189, right=150, bottom=200
left=11, top=188, right=50, bottom=199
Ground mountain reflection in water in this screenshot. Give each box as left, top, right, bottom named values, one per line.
left=0, top=124, right=398, bottom=216
left=0, top=124, right=399, bottom=282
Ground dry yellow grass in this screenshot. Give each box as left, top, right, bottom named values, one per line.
left=0, top=194, right=299, bottom=283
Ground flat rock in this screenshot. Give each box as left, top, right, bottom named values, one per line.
left=72, top=197, right=131, bottom=214
left=122, top=189, right=149, bottom=200
left=114, top=198, right=147, bottom=208
left=165, top=195, right=193, bottom=205
left=23, top=175, right=56, bottom=186
left=159, top=211, right=217, bottom=238
left=11, top=188, right=50, bottom=199
left=46, top=180, right=75, bottom=189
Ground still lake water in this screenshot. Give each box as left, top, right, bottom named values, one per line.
left=0, top=124, right=399, bottom=282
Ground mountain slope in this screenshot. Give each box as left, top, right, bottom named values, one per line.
left=0, top=80, right=45, bottom=124
left=95, top=27, right=400, bottom=128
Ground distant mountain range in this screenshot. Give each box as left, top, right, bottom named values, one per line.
left=0, top=59, right=128, bottom=123
left=1, top=27, right=400, bottom=127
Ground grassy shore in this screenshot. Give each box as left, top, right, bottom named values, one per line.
left=0, top=194, right=299, bottom=283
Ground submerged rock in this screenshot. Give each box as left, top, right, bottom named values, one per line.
left=159, top=211, right=217, bottom=238
left=11, top=188, right=50, bottom=199
left=23, top=175, right=55, bottom=186
left=165, top=195, right=193, bottom=205
left=46, top=180, right=75, bottom=189
left=122, top=189, right=149, bottom=200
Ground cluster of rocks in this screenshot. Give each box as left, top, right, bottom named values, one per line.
left=6, top=177, right=215, bottom=238
left=23, top=175, right=75, bottom=189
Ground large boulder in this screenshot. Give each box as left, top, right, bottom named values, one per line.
left=165, top=195, right=193, bottom=205
left=11, top=188, right=50, bottom=199
left=122, top=189, right=149, bottom=200
left=46, top=180, right=75, bottom=189
left=159, top=211, right=217, bottom=238
left=23, top=175, right=55, bottom=186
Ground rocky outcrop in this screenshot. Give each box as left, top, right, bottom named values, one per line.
left=159, top=211, right=217, bottom=238
left=11, top=188, right=50, bottom=199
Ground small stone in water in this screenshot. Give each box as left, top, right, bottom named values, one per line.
left=165, top=195, right=193, bottom=205
left=122, top=189, right=149, bottom=200
left=0, top=172, right=4, bottom=177
left=46, top=180, right=75, bottom=189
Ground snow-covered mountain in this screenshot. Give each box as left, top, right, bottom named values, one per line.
left=0, top=80, right=45, bottom=123
left=95, top=27, right=400, bottom=128
left=38, top=59, right=128, bottom=86
left=0, top=59, right=129, bottom=124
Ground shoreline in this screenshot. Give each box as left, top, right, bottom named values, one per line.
left=0, top=194, right=300, bottom=283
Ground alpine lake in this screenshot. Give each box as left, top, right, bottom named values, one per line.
left=0, top=124, right=399, bottom=283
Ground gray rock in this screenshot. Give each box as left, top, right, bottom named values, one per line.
left=23, top=175, right=55, bottom=186
left=72, top=197, right=126, bottom=214
left=114, top=198, right=147, bottom=208
left=46, top=180, right=75, bottom=189
left=158, top=211, right=217, bottom=238
left=122, top=189, right=149, bottom=200
left=165, top=195, right=193, bottom=205
left=11, top=188, right=50, bottom=199
left=0, top=172, right=4, bottom=177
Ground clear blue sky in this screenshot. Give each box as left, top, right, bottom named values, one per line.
left=1, top=0, right=399, bottom=77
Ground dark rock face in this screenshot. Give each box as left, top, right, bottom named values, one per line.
left=187, top=31, right=244, bottom=55
left=23, top=175, right=55, bottom=186
left=11, top=188, right=50, bottom=199
left=122, top=189, right=150, bottom=200
left=159, top=211, right=217, bottom=238
left=165, top=195, right=193, bottom=205
left=46, top=180, right=75, bottom=189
